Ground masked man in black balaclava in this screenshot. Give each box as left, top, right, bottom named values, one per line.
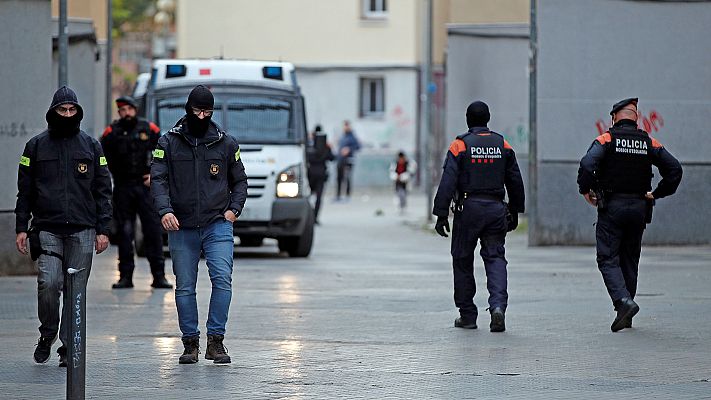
left=15, top=86, right=113, bottom=366
left=101, top=96, right=172, bottom=290
left=432, top=100, right=525, bottom=333
left=151, top=85, right=248, bottom=364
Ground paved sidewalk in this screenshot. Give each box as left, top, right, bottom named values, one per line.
left=1, top=191, right=710, bottom=399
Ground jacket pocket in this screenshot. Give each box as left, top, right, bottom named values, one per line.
left=35, top=152, right=59, bottom=183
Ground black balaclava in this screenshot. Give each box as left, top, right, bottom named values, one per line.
left=466, top=101, right=490, bottom=128
left=46, top=86, right=83, bottom=138
left=184, top=85, right=214, bottom=138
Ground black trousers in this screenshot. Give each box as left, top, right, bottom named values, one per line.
left=309, top=174, right=326, bottom=220
left=451, top=198, right=508, bottom=320
left=336, top=160, right=353, bottom=198
left=596, top=197, right=647, bottom=306
left=113, top=183, right=165, bottom=279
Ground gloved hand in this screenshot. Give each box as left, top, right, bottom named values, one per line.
left=435, top=216, right=450, bottom=237
left=506, top=209, right=518, bottom=232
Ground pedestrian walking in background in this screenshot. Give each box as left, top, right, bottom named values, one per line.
left=389, top=151, right=417, bottom=213
left=15, top=86, right=112, bottom=366
left=433, top=101, right=525, bottom=332
left=307, top=125, right=334, bottom=224
left=335, top=120, right=361, bottom=201
left=577, top=98, right=682, bottom=332
left=151, top=85, right=248, bottom=364
left=101, top=96, right=172, bottom=290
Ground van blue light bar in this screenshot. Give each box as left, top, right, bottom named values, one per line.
left=262, top=66, right=283, bottom=80
left=166, top=64, right=187, bottom=78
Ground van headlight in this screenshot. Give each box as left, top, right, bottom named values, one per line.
left=276, top=164, right=301, bottom=198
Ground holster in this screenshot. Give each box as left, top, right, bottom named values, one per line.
left=451, top=192, right=463, bottom=213
left=595, top=191, right=607, bottom=211
left=645, top=198, right=655, bottom=224
left=27, top=226, right=42, bottom=261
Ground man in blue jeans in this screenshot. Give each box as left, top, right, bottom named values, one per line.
left=151, top=85, right=248, bottom=364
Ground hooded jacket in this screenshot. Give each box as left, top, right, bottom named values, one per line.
left=150, top=116, right=248, bottom=228
left=15, top=86, right=113, bottom=235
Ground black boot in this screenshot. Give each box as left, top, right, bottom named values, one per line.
left=33, top=336, right=55, bottom=363
left=205, top=334, right=231, bottom=364
left=611, top=297, right=639, bottom=332
left=454, top=316, right=477, bottom=329
left=179, top=336, right=200, bottom=364
left=57, top=345, right=67, bottom=367
left=112, top=276, right=133, bottom=289
left=490, top=307, right=506, bottom=332
left=151, top=275, right=173, bottom=289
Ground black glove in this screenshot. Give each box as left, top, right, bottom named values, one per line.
left=506, top=209, right=518, bottom=232
left=435, top=216, right=450, bottom=237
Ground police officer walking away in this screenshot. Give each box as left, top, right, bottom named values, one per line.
left=101, top=96, right=172, bottom=289
left=151, top=85, right=248, bottom=364
left=578, top=98, right=682, bottom=332
left=15, top=86, right=113, bottom=366
left=433, top=101, right=525, bottom=332
left=307, top=125, right=334, bottom=224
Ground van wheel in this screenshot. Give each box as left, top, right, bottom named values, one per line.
left=277, top=209, right=314, bottom=257
left=239, top=236, right=264, bottom=247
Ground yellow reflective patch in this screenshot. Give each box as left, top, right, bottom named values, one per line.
left=99, top=156, right=108, bottom=166
left=153, top=149, right=165, bottom=159
left=19, top=156, right=30, bottom=167
left=235, top=149, right=241, bottom=161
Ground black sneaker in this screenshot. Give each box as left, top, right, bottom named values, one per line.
left=112, top=277, right=134, bottom=289
left=454, top=317, right=477, bottom=329
left=490, top=307, right=506, bottom=332
left=151, top=276, right=173, bottom=289
left=33, top=336, right=55, bottom=363
left=205, top=334, right=231, bottom=364
left=58, top=346, right=67, bottom=367
left=611, top=297, right=639, bottom=332
left=179, top=336, right=200, bottom=364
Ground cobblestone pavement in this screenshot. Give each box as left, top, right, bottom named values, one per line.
left=1, top=191, right=710, bottom=399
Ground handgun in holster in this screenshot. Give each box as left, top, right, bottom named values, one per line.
left=645, top=198, right=655, bottom=224
left=27, top=226, right=64, bottom=262
left=595, top=190, right=607, bottom=211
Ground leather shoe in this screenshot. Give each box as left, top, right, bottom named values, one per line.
left=112, top=277, right=133, bottom=289
left=454, top=317, right=477, bottom=329
left=611, top=297, right=639, bottom=332
left=490, top=307, right=506, bottom=332
left=151, top=276, right=173, bottom=289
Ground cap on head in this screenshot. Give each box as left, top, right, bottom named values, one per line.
left=185, top=85, right=214, bottom=113
left=49, top=85, right=80, bottom=110
left=115, top=95, right=138, bottom=109
left=610, top=97, right=638, bottom=116
left=466, top=101, right=490, bottom=128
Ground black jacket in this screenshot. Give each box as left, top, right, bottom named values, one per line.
left=150, top=116, right=248, bottom=228
left=433, top=127, right=525, bottom=217
left=101, top=117, right=161, bottom=184
left=577, top=120, right=683, bottom=199
left=15, top=130, right=113, bottom=235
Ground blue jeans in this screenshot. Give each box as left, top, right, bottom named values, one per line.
left=168, top=219, right=234, bottom=338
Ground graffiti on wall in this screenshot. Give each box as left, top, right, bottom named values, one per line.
left=595, top=110, right=664, bottom=136
left=375, top=105, right=413, bottom=149
left=0, top=122, right=31, bottom=138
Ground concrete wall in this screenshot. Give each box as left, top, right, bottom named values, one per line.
left=444, top=25, right=530, bottom=203
left=0, top=0, right=52, bottom=275
left=533, top=0, right=711, bottom=245
left=298, top=67, right=419, bottom=186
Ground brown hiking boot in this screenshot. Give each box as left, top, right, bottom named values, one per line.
left=205, top=334, right=231, bottom=364
left=179, top=336, right=200, bottom=364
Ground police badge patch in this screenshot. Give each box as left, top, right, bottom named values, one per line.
left=210, top=164, right=220, bottom=175
left=139, top=132, right=149, bottom=141
left=77, top=163, right=88, bottom=173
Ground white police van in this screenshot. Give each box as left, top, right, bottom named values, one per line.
left=141, top=59, right=314, bottom=257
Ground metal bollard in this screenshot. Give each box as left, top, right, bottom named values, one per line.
left=64, top=267, right=87, bottom=400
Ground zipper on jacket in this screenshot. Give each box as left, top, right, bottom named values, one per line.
left=63, top=138, right=69, bottom=224
left=193, top=146, right=200, bottom=228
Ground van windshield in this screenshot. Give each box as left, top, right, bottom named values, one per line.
left=155, top=94, right=299, bottom=144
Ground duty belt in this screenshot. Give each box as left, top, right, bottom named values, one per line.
left=462, top=193, right=502, bottom=201
left=605, top=192, right=646, bottom=199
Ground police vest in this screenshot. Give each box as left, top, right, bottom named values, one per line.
left=599, top=127, right=653, bottom=194
left=107, top=119, right=154, bottom=180
left=457, top=131, right=507, bottom=193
